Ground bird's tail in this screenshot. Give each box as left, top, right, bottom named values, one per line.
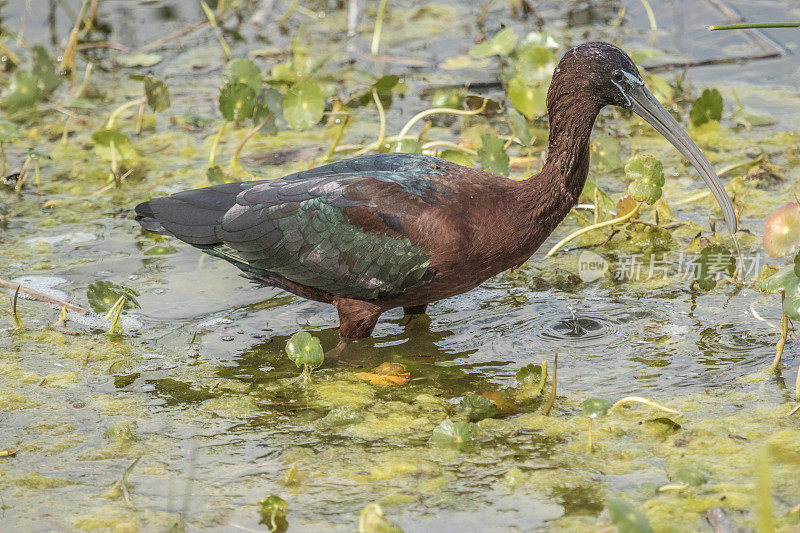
left=134, top=182, right=253, bottom=246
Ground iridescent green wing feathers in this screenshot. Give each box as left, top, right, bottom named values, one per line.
left=136, top=154, right=447, bottom=299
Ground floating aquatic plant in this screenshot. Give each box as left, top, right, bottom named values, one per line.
left=358, top=502, right=403, bottom=533
left=258, top=494, right=288, bottom=532
left=285, top=331, right=324, bottom=379
left=606, top=497, right=653, bottom=533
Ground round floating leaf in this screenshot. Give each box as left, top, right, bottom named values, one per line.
left=28, top=149, right=51, bottom=161
left=219, top=82, right=257, bottom=123
left=354, top=362, right=410, bottom=386
left=86, top=281, right=140, bottom=313
left=431, top=89, right=463, bottom=109
left=693, top=245, right=735, bottom=291
left=674, top=467, right=707, bottom=487
left=283, top=81, right=324, bottom=131
left=759, top=264, right=796, bottom=294
left=507, top=108, right=532, bottom=146
left=143, top=245, right=178, bottom=255
left=513, top=45, right=555, bottom=83
left=394, top=139, right=422, bottom=154
left=144, top=76, right=171, bottom=112
left=763, top=202, right=800, bottom=258
left=582, top=398, right=612, bottom=418
left=507, top=76, right=546, bottom=120
left=258, top=494, right=288, bottom=531
left=355, top=74, right=400, bottom=108
left=322, top=406, right=362, bottom=426
left=429, top=419, right=480, bottom=450
left=206, top=165, right=229, bottom=184
left=285, top=331, right=324, bottom=369
left=469, top=28, right=518, bottom=58
left=606, top=497, right=653, bottom=533
left=460, top=394, right=497, bottom=421
left=31, top=45, right=61, bottom=92
left=689, top=88, right=723, bottom=127
left=359, top=503, right=404, bottom=533
left=592, top=134, right=621, bottom=169
left=92, top=129, right=136, bottom=164
left=478, top=133, right=509, bottom=176
left=465, top=94, right=503, bottom=116
left=625, top=154, right=664, bottom=205
left=0, top=120, right=21, bottom=143
left=2, top=71, right=44, bottom=111
left=516, top=363, right=544, bottom=384
left=225, top=58, right=262, bottom=93
left=438, top=150, right=472, bottom=167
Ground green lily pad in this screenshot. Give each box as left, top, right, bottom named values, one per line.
left=759, top=264, right=800, bottom=320
left=693, top=245, right=735, bottom=291
left=592, top=134, right=621, bottom=169
left=478, top=133, right=509, bottom=176
left=2, top=71, right=44, bottom=111
left=469, top=28, right=518, bottom=58
left=394, top=139, right=422, bottom=154
left=253, top=87, right=283, bottom=136
left=507, top=75, right=546, bottom=120
left=625, top=154, right=664, bottom=205
left=507, top=108, right=532, bottom=146
left=674, top=467, right=707, bottom=486
left=225, top=58, right=262, bottom=93
left=582, top=398, right=612, bottom=418
left=285, top=331, right=324, bottom=369
left=0, top=120, right=21, bottom=143
left=206, top=165, right=228, bottom=184
left=438, top=150, right=472, bottom=167
left=689, top=88, right=723, bottom=127
left=219, top=82, right=257, bottom=123
left=31, top=45, right=61, bottom=92
left=92, top=129, right=136, bottom=165
left=431, top=89, right=463, bottom=109
left=763, top=202, right=800, bottom=258
left=28, top=149, right=51, bottom=160
left=143, top=245, right=178, bottom=256
left=144, top=76, right=171, bottom=112
left=516, top=363, right=544, bottom=384
left=513, top=45, right=555, bottom=84
left=429, top=419, right=479, bottom=450
left=258, top=494, right=288, bottom=531
left=460, top=394, right=497, bottom=421
left=606, top=497, right=653, bottom=533
left=86, top=281, right=140, bottom=313
left=283, top=81, right=324, bottom=131
left=355, top=74, right=400, bottom=108
left=322, top=406, right=361, bottom=426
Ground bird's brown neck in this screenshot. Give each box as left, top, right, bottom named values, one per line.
left=516, top=72, right=603, bottom=244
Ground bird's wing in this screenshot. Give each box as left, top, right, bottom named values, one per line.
left=136, top=154, right=450, bottom=299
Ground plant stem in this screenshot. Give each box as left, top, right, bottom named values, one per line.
left=321, top=115, right=349, bottom=162
left=547, top=203, right=640, bottom=257
left=208, top=120, right=228, bottom=166
left=769, top=305, right=788, bottom=372
left=372, top=89, right=386, bottom=151
left=278, top=0, right=300, bottom=25
left=106, top=97, right=146, bottom=129
left=542, top=352, right=557, bottom=416
left=11, top=285, right=23, bottom=329
left=587, top=418, right=593, bottom=453
left=709, top=22, right=800, bottom=30
left=104, top=296, right=126, bottom=320
left=371, top=0, right=389, bottom=56
left=231, top=114, right=272, bottom=165
left=396, top=100, right=488, bottom=143
left=609, top=396, right=679, bottom=414
left=108, top=296, right=126, bottom=335
left=200, top=1, right=232, bottom=59
left=0, top=142, right=5, bottom=177
left=756, top=446, right=774, bottom=533
left=421, top=141, right=477, bottom=155
left=0, top=278, right=89, bottom=314
left=639, top=0, right=657, bottom=37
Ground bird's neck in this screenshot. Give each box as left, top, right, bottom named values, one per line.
left=517, top=80, right=602, bottom=233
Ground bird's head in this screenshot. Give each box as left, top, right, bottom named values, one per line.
left=553, top=42, right=737, bottom=235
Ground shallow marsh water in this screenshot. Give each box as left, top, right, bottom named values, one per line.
left=2, top=0, right=800, bottom=531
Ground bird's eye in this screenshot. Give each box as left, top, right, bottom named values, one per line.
left=612, top=70, right=624, bottom=82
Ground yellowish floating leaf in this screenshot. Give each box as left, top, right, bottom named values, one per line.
left=354, top=362, right=410, bottom=386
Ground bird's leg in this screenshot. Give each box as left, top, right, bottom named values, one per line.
left=403, top=304, right=428, bottom=315
left=333, top=298, right=384, bottom=339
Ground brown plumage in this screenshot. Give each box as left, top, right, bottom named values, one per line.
left=135, top=42, right=737, bottom=339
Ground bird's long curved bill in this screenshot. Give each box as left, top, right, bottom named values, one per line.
left=627, top=84, right=738, bottom=235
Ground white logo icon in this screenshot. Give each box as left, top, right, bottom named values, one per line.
left=577, top=251, right=608, bottom=282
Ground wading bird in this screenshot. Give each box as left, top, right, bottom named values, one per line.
left=135, top=42, right=737, bottom=339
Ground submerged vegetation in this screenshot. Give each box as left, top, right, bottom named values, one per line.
left=1, top=0, right=800, bottom=531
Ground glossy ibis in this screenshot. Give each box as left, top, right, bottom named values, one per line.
left=135, top=42, right=737, bottom=339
